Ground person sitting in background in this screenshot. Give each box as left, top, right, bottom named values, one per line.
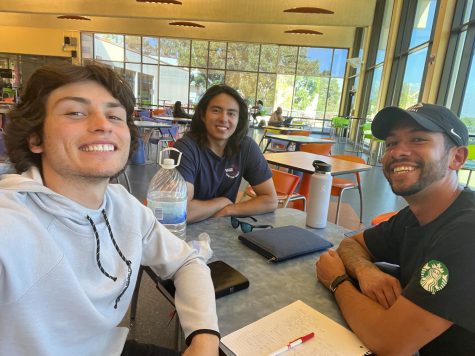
left=316, top=103, right=474, bottom=355
left=0, top=63, right=219, bottom=356
left=173, top=100, right=191, bottom=119
left=268, top=107, right=284, bottom=126
left=173, top=85, right=278, bottom=223
left=250, top=99, right=264, bottom=127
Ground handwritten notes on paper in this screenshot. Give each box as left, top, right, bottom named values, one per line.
left=221, top=300, right=370, bottom=356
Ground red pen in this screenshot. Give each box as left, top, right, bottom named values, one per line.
left=267, top=332, right=315, bottom=356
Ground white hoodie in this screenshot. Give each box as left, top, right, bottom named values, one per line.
left=0, top=167, right=218, bottom=356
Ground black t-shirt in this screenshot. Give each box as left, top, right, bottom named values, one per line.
left=173, top=135, right=272, bottom=202
left=364, top=189, right=475, bottom=355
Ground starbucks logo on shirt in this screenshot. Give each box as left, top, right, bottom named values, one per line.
left=420, top=260, right=449, bottom=294
left=225, top=164, right=240, bottom=179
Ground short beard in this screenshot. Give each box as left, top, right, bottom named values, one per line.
left=384, top=155, right=449, bottom=197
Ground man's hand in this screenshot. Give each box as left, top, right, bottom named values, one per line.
left=183, top=333, right=219, bottom=356
left=356, top=267, right=402, bottom=309
left=315, top=250, right=346, bottom=289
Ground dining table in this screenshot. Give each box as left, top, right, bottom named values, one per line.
left=258, top=125, right=309, bottom=148
left=262, top=134, right=335, bottom=153
left=135, top=208, right=353, bottom=354
left=264, top=151, right=372, bottom=200
left=153, top=116, right=192, bottom=125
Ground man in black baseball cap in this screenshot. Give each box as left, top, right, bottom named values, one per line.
left=316, top=103, right=475, bottom=355
left=372, top=102, right=469, bottom=146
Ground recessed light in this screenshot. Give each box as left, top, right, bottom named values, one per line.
left=136, top=0, right=182, bottom=4
left=284, top=29, right=323, bottom=35
left=284, top=7, right=334, bottom=14
left=169, top=21, right=205, bottom=28
left=57, top=15, right=91, bottom=21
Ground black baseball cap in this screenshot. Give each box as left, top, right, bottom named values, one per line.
left=372, top=103, right=468, bottom=146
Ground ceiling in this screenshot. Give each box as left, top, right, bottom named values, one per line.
left=0, top=0, right=377, bottom=48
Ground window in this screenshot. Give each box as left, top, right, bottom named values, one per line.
left=159, top=66, right=189, bottom=105
left=399, top=48, right=428, bottom=108
left=225, top=71, right=258, bottom=103
left=84, top=34, right=348, bottom=129
left=191, top=41, right=208, bottom=68
left=439, top=0, right=475, bottom=135
left=460, top=50, right=475, bottom=133
left=160, top=38, right=190, bottom=67
left=190, top=68, right=207, bottom=104
left=409, top=0, right=438, bottom=48
left=125, top=36, right=141, bottom=62
left=361, top=0, right=394, bottom=118
left=209, top=42, right=227, bottom=69
left=259, top=45, right=278, bottom=73
left=94, top=34, right=124, bottom=62
left=142, top=37, right=158, bottom=64
left=386, top=0, right=438, bottom=107
left=226, top=43, right=260, bottom=72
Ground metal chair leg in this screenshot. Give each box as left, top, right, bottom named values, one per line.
left=129, top=266, right=145, bottom=327
left=122, top=171, right=132, bottom=193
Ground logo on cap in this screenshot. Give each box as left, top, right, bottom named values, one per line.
left=407, top=103, right=424, bottom=112
left=450, top=128, right=462, bottom=140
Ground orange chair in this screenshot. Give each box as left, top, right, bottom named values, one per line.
left=152, top=108, right=166, bottom=116
left=300, top=142, right=334, bottom=156
left=330, top=154, right=366, bottom=225
left=370, top=211, right=398, bottom=225
left=245, top=168, right=306, bottom=210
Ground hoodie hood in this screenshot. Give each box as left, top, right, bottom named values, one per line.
left=0, top=166, right=107, bottom=226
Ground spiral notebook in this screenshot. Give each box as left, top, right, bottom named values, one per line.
left=238, top=225, right=333, bottom=262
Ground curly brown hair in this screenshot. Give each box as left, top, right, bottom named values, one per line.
left=5, top=63, right=138, bottom=173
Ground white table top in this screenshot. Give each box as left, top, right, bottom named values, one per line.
left=133, top=120, right=172, bottom=128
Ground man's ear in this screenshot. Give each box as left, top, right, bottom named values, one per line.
left=449, top=146, right=468, bottom=170
left=28, top=133, right=43, bottom=154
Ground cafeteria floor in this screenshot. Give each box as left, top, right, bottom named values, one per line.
left=119, top=127, right=409, bottom=350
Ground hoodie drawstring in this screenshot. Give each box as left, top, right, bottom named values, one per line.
left=86, top=210, right=132, bottom=309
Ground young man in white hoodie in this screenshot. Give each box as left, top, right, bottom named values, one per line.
left=0, top=63, right=219, bottom=356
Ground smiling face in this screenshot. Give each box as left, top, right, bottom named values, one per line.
left=381, top=118, right=450, bottom=197
left=202, top=93, right=239, bottom=151
left=29, top=80, right=131, bottom=189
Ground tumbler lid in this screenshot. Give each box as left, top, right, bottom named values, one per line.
left=313, top=160, right=331, bottom=173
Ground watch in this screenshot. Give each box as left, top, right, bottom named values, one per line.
left=330, top=274, right=352, bottom=293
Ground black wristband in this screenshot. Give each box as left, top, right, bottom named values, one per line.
left=330, top=274, right=352, bottom=293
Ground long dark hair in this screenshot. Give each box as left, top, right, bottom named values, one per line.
left=187, top=84, right=249, bottom=157
left=5, top=63, right=138, bottom=173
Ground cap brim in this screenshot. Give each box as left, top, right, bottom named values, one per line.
left=372, top=106, right=444, bottom=140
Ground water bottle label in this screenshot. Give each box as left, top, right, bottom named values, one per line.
left=147, top=199, right=187, bottom=224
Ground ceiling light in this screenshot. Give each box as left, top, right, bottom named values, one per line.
left=283, top=7, right=334, bottom=14
left=136, top=0, right=182, bottom=4
left=169, top=21, right=205, bottom=28
left=57, top=15, right=91, bottom=21
left=284, top=29, right=323, bottom=35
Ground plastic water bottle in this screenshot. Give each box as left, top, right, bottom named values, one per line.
left=147, top=148, right=187, bottom=239
left=306, top=160, right=332, bottom=229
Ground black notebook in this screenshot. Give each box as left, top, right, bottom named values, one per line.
left=238, top=225, right=333, bottom=262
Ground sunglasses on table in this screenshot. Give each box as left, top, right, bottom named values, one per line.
left=230, top=216, right=273, bottom=233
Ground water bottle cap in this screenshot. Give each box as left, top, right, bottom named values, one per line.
left=313, top=160, right=331, bottom=173
left=161, top=158, right=176, bottom=169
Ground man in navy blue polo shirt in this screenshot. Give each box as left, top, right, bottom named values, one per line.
left=173, top=85, right=277, bottom=223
